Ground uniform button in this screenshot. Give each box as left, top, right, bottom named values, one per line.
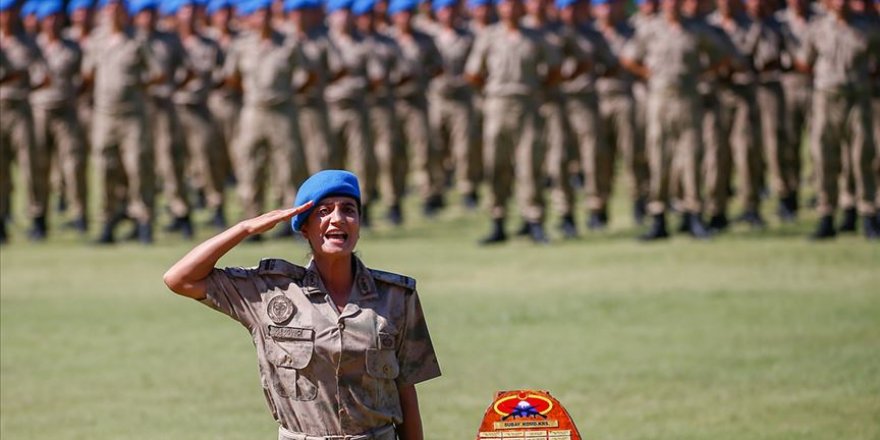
left=383, top=366, right=390, bottom=374
left=337, top=322, right=345, bottom=330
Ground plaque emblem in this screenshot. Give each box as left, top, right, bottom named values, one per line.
left=267, top=295, right=296, bottom=324
left=477, top=390, right=582, bottom=440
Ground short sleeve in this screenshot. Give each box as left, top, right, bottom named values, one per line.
left=201, top=267, right=264, bottom=329
left=621, top=31, right=644, bottom=62
left=464, top=32, right=488, bottom=77
left=395, top=291, right=441, bottom=386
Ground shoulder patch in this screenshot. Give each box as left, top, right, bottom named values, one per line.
left=257, top=258, right=306, bottom=280
left=225, top=266, right=255, bottom=278
left=369, top=269, right=417, bottom=291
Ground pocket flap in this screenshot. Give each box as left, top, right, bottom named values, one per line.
left=365, top=349, right=400, bottom=379
left=267, top=326, right=314, bottom=369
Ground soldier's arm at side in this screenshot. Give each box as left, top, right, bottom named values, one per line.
left=163, top=203, right=313, bottom=299
left=619, top=33, right=648, bottom=80
left=396, top=384, right=424, bottom=440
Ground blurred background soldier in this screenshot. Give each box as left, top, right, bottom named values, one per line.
left=32, top=0, right=89, bottom=234
left=622, top=0, right=727, bottom=240
left=429, top=0, right=480, bottom=210
left=285, top=0, right=341, bottom=176
left=204, top=0, right=239, bottom=194
left=84, top=0, right=160, bottom=244
left=387, top=0, right=445, bottom=216
left=1, top=0, right=49, bottom=243
left=797, top=0, right=879, bottom=240
left=354, top=0, right=402, bottom=225
left=466, top=0, right=559, bottom=244
left=325, top=0, right=378, bottom=225
left=167, top=0, right=228, bottom=229
left=708, top=0, right=766, bottom=229
left=594, top=0, right=649, bottom=228
left=777, top=0, right=815, bottom=221
left=222, top=0, right=310, bottom=241
left=132, top=0, right=193, bottom=238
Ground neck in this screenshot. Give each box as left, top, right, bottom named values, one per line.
left=503, top=19, right=518, bottom=30
left=260, top=25, right=272, bottom=38
left=180, top=25, right=194, bottom=38
left=529, top=12, right=546, bottom=25
left=315, top=254, right=354, bottom=302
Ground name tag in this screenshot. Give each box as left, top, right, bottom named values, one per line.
left=268, top=326, right=314, bottom=341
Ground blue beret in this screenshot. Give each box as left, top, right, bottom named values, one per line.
left=466, top=0, right=488, bottom=8
left=351, top=0, right=373, bottom=14
left=386, top=0, right=415, bottom=14
left=206, top=0, right=231, bottom=13
left=67, top=0, right=93, bottom=13
left=35, top=0, right=63, bottom=18
left=0, top=0, right=19, bottom=12
left=19, top=0, right=37, bottom=16
left=431, top=0, right=455, bottom=11
left=236, top=0, right=270, bottom=15
left=591, top=0, right=608, bottom=5
left=291, top=170, right=362, bottom=232
left=325, top=0, right=352, bottom=12
left=128, top=0, right=158, bottom=13
left=284, top=0, right=319, bottom=11
left=554, top=0, right=579, bottom=8
left=159, top=0, right=187, bottom=14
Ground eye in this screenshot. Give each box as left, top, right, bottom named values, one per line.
left=343, top=205, right=358, bottom=216
left=316, top=207, right=331, bottom=216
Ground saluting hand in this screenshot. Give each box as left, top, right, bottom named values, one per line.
left=239, top=202, right=314, bottom=236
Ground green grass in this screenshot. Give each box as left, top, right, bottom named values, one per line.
left=2, top=186, right=880, bottom=439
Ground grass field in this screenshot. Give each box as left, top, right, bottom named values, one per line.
left=2, top=189, right=880, bottom=439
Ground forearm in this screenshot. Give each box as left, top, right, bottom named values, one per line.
left=162, top=223, right=250, bottom=299
left=396, top=384, right=423, bottom=440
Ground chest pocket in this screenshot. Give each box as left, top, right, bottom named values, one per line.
left=265, top=326, right=317, bottom=401
left=364, top=331, right=400, bottom=380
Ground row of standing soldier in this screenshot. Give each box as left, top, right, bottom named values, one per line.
left=1, top=0, right=878, bottom=245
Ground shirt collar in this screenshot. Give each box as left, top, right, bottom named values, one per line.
left=302, top=256, right=378, bottom=301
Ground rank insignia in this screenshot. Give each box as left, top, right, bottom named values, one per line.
left=267, top=295, right=296, bottom=324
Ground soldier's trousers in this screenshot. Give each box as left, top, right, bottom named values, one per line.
left=149, top=98, right=189, bottom=218
left=430, top=93, right=480, bottom=195
left=0, top=99, right=46, bottom=221
left=563, top=92, right=606, bottom=214
left=177, top=104, right=225, bottom=211
left=812, top=91, right=876, bottom=216
left=92, top=108, right=155, bottom=224
left=598, top=91, right=649, bottom=207
left=234, top=103, right=308, bottom=219
left=873, top=96, right=880, bottom=208
left=298, top=100, right=338, bottom=175
left=208, top=92, right=240, bottom=185
left=717, top=85, right=763, bottom=213
left=542, top=94, right=573, bottom=217
left=328, top=99, right=375, bottom=206
left=646, top=91, right=702, bottom=215
left=782, top=73, right=811, bottom=196
left=758, top=81, right=797, bottom=199
left=701, top=92, right=731, bottom=217
left=33, top=104, right=87, bottom=220
left=369, top=99, right=404, bottom=207
left=397, top=95, right=444, bottom=200
left=483, top=96, right=545, bottom=222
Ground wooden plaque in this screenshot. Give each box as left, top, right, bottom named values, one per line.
left=476, top=390, right=582, bottom=440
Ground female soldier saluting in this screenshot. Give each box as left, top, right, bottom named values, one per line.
left=164, top=170, right=441, bottom=440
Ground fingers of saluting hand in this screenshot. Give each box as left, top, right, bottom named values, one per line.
left=276, top=201, right=314, bottom=220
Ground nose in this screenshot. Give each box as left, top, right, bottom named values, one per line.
left=328, top=205, right=346, bottom=224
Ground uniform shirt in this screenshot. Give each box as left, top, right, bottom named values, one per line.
left=464, top=23, right=560, bottom=98
left=223, top=30, right=308, bottom=107
left=324, top=29, right=378, bottom=104
left=595, top=21, right=637, bottom=95
left=173, top=33, right=223, bottom=106
left=202, top=257, right=441, bottom=436
left=31, top=35, right=82, bottom=109
left=799, top=13, right=880, bottom=92
left=706, top=12, right=759, bottom=85
left=204, top=27, right=242, bottom=103
left=0, top=32, right=46, bottom=103
left=82, top=29, right=155, bottom=114
left=361, top=30, right=404, bottom=105
left=137, top=29, right=187, bottom=100
left=388, top=28, right=442, bottom=99
left=429, top=25, right=474, bottom=99
left=287, top=25, right=342, bottom=106
left=559, top=23, right=616, bottom=96
left=776, top=8, right=814, bottom=72
left=622, top=18, right=725, bottom=94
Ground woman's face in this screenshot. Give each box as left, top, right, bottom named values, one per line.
left=301, top=197, right=361, bottom=259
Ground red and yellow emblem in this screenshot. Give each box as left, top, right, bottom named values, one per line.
left=477, top=390, right=582, bottom=440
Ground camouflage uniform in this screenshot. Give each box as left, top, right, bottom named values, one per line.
left=205, top=27, right=241, bottom=189
left=201, top=257, right=441, bottom=437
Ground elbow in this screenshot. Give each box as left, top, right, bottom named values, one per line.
left=163, top=269, right=182, bottom=294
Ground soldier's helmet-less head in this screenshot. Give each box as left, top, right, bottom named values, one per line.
left=293, top=170, right=363, bottom=257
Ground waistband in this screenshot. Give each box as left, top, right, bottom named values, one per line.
left=278, top=425, right=395, bottom=440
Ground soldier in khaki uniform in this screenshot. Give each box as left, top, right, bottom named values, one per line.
left=428, top=0, right=480, bottom=209
left=465, top=0, right=560, bottom=244
left=223, top=0, right=310, bottom=241
left=777, top=0, right=814, bottom=220
left=593, top=0, right=650, bottom=228
left=205, top=0, right=240, bottom=192
left=797, top=0, right=880, bottom=239
left=388, top=0, right=445, bottom=216
left=621, top=0, right=728, bottom=240
left=32, top=1, right=89, bottom=234
left=0, top=0, right=49, bottom=243
left=168, top=0, right=228, bottom=229
left=84, top=0, right=160, bottom=243
left=354, top=0, right=405, bottom=225
left=164, top=170, right=441, bottom=439
left=326, top=0, right=381, bottom=227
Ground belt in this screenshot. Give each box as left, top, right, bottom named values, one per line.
left=278, top=424, right=396, bottom=440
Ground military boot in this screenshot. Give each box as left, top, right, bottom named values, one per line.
left=0, top=220, right=7, bottom=245
left=95, top=221, right=116, bottom=245
left=559, top=214, right=578, bottom=239
left=839, top=208, right=857, bottom=232
left=737, top=210, right=767, bottom=228
left=178, top=215, right=194, bottom=240
left=515, top=220, right=531, bottom=237
left=587, top=210, right=607, bottom=231
left=639, top=213, right=669, bottom=241
left=28, top=216, right=48, bottom=241
left=387, top=204, right=403, bottom=226
left=463, top=191, right=479, bottom=210
left=863, top=215, right=880, bottom=240
left=707, top=212, right=729, bottom=232
left=137, top=222, right=154, bottom=244
left=528, top=222, right=549, bottom=244
left=210, top=206, right=227, bottom=229
left=633, top=198, right=647, bottom=226
left=479, top=219, right=507, bottom=245
left=687, top=213, right=711, bottom=239
left=778, top=194, right=797, bottom=222
left=361, top=203, right=371, bottom=229
left=810, top=215, right=836, bottom=240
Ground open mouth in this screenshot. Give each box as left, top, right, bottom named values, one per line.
left=324, top=231, right=348, bottom=243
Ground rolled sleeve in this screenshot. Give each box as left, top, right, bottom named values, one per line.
left=395, top=291, right=441, bottom=386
